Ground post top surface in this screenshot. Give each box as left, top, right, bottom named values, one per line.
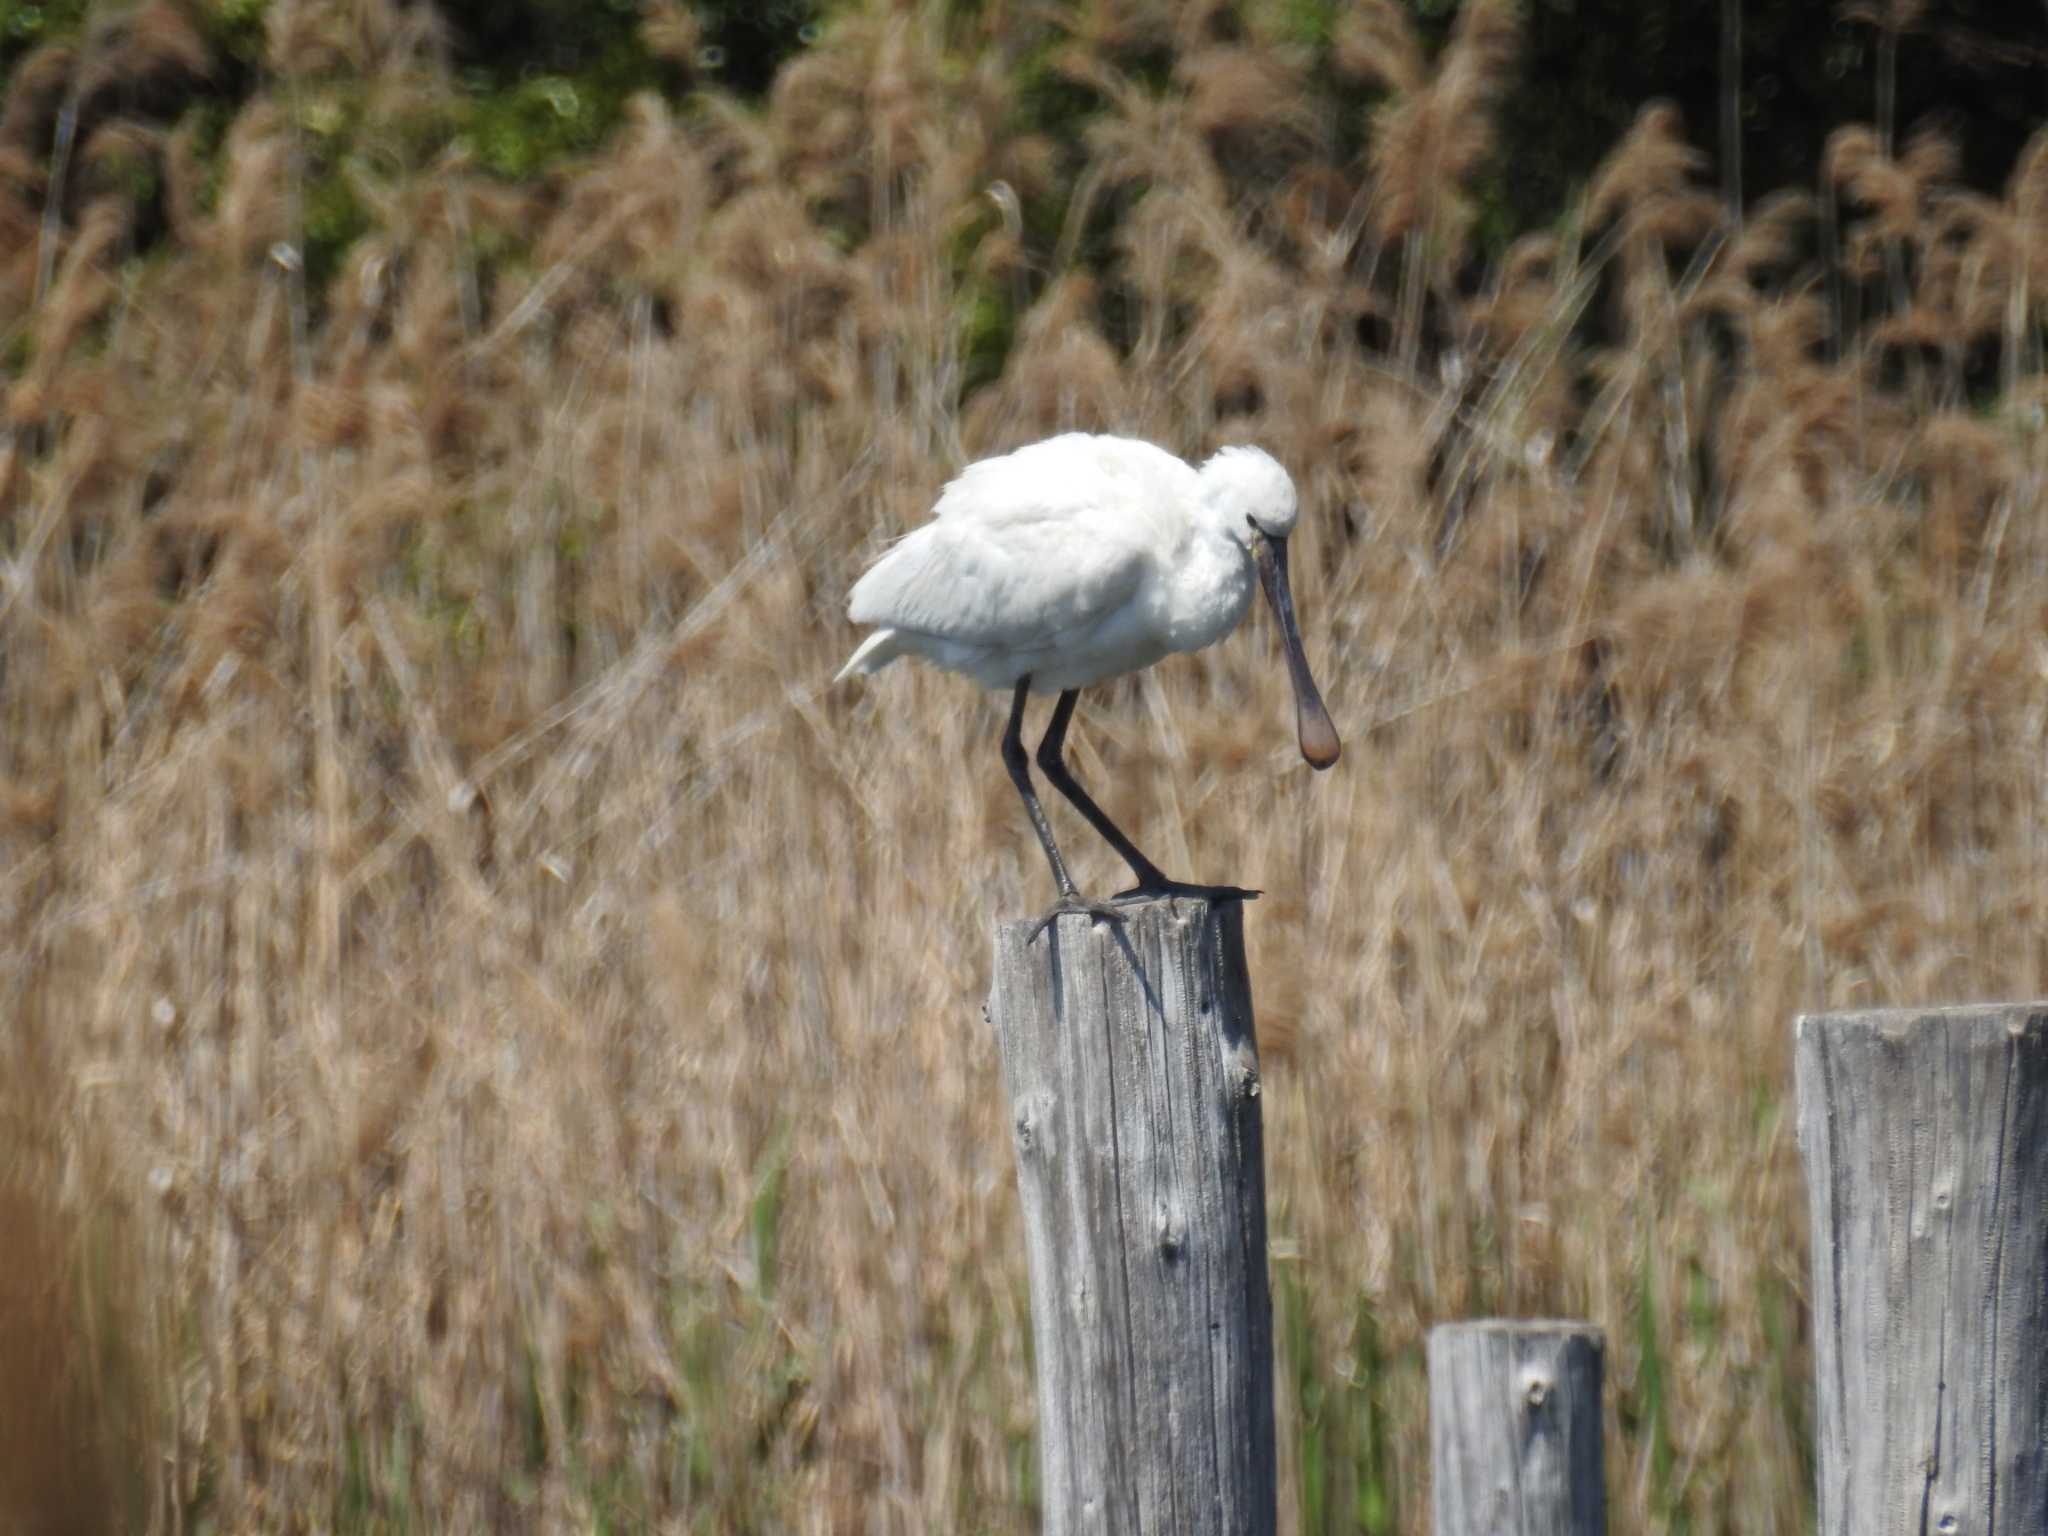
left=1795, top=1002, right=2048, bottom=1037
left=1428, top=1319, right=1605, bottom=1341
left=994, top=893, right=1244, bottom=940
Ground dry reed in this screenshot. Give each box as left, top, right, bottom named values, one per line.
left=4, top=2, right=2048, bottom=1531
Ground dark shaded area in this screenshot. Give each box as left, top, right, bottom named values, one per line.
left=433, top=0, right=667, bottom=92
left=1493, top=0, right=2048, bottom=233
left=699, top=0, right=822, bottom=96
left=431, top=0, right=815, bottom=99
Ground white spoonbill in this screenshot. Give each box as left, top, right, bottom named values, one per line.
left=835, top=432, right=1341, bottom=926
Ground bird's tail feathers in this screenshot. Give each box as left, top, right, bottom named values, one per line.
left=833, top=628, right=904, bottom=683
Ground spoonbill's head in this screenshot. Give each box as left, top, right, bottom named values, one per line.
left=1202, top=444, right=1299, bottom=538
left=1200, top=446, right=1342, bottom=771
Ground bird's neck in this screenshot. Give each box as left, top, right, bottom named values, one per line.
left=1161, top=521, right=1257, bottom=655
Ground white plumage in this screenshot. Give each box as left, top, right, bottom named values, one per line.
left=838, top=434, right=1283, bottom=691
left=836, top=432, right=1339, bottom=922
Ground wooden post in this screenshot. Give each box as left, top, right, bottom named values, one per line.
left=1428, top=1320, right=1606, bottom=1535
left=1795, top=1005, right=2048, bottom=1534
left=988, top=897, right=1275, bottom=1536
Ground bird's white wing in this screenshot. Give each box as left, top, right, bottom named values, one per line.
left=847, top=499, right=1152, bottom=651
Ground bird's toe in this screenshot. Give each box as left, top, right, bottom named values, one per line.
left=1028, top=895, right=1129, bottom=944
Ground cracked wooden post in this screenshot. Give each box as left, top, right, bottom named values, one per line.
left=1795, top=1004, right=2048, bottom=1534
left=1428, top=1320, right=1606, bottom=1535
left=989, top=896, right=1275, bottom=1536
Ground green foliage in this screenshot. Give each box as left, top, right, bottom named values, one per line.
left=1276, top=1261, right=1402, bottom=1535
left=1345, top=1298, right=1398, bottom=1534
left=398, top=510, right=491, bottom=664
left=1628, top=1246, right=1683, bottom=1529
left=304, top=1248, right=824, bottom=1534
left=0, top=0, right=826, bottom=309
left=86, top=128, right=159, bottom=204
left=198, top=0, right=271, bottom=70
left=749, top=1124, right=790, bottom=1299
left=1272, top=0, right=1341, bottom=50
left=338, top=1412, right=418, bottom=1536
left=299, top=144, right=373, bottom=293
left=947, top=191, right=1019, bottom=394
left=956, top=281, right=1014, bottom=399
left=671, top=1266, right=814, bottom=1525
left=1757, top=1266, right=1815, bottom=1520
left=0, top=0, right=90, bottom=75
left=463, top=70, right=615, bottom=179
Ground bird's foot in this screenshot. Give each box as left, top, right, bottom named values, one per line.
left=1111, top=878, right=1262, bottom=905
left=1028, top=892, right=1129, bottom=944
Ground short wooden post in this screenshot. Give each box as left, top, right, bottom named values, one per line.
left=989, top=897, right=1275, bottom=1536
left=1428, top=1320, right=1605, bottom=1535
left=1796, top=1005, right=2048, bottom=1533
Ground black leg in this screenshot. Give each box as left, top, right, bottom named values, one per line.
left=1001, top=678, right=1123, bottom=938
left=1034, top=689, right=1262, bottom=906
left=1003, top=678, right=1081, bottom=899
left=1034, top=689, right=1171, bottom=889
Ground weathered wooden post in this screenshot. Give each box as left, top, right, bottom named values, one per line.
left=988, top=896, right=1275, bottom=1536
left=1795, top=1004, right=2048, bottom=1533
left=1428, top=1320, right=1606, bottom=1535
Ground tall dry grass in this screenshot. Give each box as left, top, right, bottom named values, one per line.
left=4, top=1, right=2048, bottom=1529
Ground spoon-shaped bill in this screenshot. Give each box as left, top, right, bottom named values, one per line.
left=1252, top=532, right=1341, bottom=769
